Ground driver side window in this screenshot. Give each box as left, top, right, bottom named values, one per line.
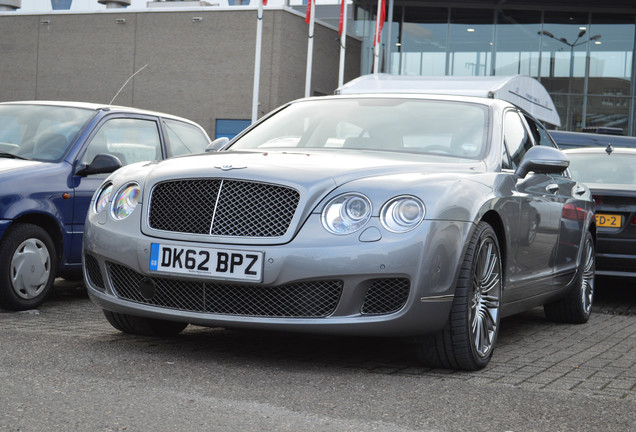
left=82, top=118, right=161, bottom=168
left=503, top=111, right=533, bottom=169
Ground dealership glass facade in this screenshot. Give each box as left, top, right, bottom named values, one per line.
left=356, top=3, right=636, bottom=135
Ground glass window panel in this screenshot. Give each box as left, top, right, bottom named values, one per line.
left=585, top=96, right=630, bottom=134
left=495, top=10, right=542, bottom=77
left=83, top=118, right=161, bottom=166
left=588, top=14, right=634, bottom=101
left=554, top=95, right=585, bottom=132
left=395, top=7, right=448, bottom=76
left=539, top=11, right=590, bottom=94
left=448, top=8, right=494, bottom=76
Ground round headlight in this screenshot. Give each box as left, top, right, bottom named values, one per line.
left=381, top=196, right=425, bottom=233
left=322, top=193, right=372, bottom=235
left=112, top=183, right=141, bottom=220
left=93, top=183, right=113, bottom=214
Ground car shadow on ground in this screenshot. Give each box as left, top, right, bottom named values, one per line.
left=49, top=276, right=635, bottom=374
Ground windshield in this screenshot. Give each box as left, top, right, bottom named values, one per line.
left=567, top=152, right=636, bottom=185
left=0, top=104, right=96, bottom=162
left=231, top=98, right=489, bottom=160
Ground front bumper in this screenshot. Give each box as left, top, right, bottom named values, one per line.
left=83, top=212, right=473, bottom=337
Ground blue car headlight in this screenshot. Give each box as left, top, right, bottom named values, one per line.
left=93, top=183, right=113, bottom=214
left=321, top=193, right=372, bottom=235
left=111, top=183, right=140, bottom=220
left=381, top=195, right=425, bottom=233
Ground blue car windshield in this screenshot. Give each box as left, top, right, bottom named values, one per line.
left=230, top=98, right=489, bottom=160
left=0, top=104, right=96, bottom=162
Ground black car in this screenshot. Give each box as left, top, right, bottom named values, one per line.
left=564, top=146, right=636, bottom=278
left=550, top=130, right=636, bottom=150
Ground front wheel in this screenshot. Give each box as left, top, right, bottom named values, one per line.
left=416, top=221, right=502, bottom=370
left=103, top=310, right=188, bottom=336
left=544, top=230, right=595, bottom=324
left=0, top=223, right=58, bottom=311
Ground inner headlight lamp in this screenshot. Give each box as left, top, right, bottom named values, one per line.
left=322, top=193, right=372, bottom=234
left=111, top=183, right=141, bottom=220
left=381, top=196, right=425, bottom=233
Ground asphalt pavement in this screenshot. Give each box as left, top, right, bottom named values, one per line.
left=0, top=277, right=634, bottom=432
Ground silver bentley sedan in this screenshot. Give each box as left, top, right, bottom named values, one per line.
left=84, top=76, right=596, bottom=370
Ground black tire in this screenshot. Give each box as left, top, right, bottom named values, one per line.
left=0, top=223, right=58, bottom=311
left=544, top=230, right=595, bottom=324
left=416, top=221, right=503, bottom=370
left=103, top=310, right=188, bottom=336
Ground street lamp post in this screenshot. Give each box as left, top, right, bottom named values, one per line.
left=538, top=29, right=601, bottom=130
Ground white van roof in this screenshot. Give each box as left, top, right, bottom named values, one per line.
left=336, top=74, right=561, bottom=127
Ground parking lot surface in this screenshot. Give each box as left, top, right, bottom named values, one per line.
left=1, top=278, right=634, bottom=431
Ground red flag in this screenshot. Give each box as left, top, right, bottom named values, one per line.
left=263, top=0, right=267, bottom=5
left=338, top=0, right=346, bottom=35
left=305, top=0, right=312, bottom=24
left=374, top=0, right=385, bottom=46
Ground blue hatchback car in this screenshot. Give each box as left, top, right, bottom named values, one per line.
left=0, top=101, right=211, bottom=310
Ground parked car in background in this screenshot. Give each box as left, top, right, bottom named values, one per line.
left=564, top=146, right=636, bottom=278
left=83, top=75, right=596, bottom=371
left=0, top=101, right=211, bottom=311
left=549, top=130, right=636, bottom=150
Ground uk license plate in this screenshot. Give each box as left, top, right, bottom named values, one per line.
left=596, top=213, right=622, bottom=228
left=149, top=243, right=263, bottom=281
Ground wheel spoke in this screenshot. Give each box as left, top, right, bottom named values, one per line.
left=470, top=236, right=501, bottom=358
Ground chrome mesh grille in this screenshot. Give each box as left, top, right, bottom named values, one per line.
left=361, top=278, right=410, bottom=315
left=107, top=263, right=343, bottom=318
left=84, top=253, right=104, bottom=291
left=148, top=179, right=300, bottom=237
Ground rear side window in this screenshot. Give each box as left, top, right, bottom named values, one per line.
left=164, top=119, right=210, bottom=157
left=524, top=115, right=558, bottom=148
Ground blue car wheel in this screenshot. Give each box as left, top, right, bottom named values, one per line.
left=0, top=223, right=58, bottom=311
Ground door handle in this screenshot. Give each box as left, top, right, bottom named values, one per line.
left=545, top=184, right=559, bottom=194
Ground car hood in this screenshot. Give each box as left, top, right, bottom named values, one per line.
left=128, top=150, right=489, bottom=245
left=146, top=149, right=486, bottom=189
left=0, top=158, right=46, bottom=174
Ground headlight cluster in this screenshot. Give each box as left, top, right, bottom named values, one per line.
left=92, top=182, right=141, bottom=220
left=321, top=193, right=425, bottom=234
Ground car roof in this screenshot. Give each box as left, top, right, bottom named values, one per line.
left=0, top=100, right=198, bottom=124
left=563, top=146, right=636, bottom=155
left=550, top=130, right=636, bottom=150
left=299, top=92, right=506, bottom=109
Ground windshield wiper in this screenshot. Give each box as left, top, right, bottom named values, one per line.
left=0, top=151, right=29, bottom=160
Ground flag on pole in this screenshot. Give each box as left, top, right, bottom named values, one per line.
left=338, top=0, right=346, bottom=35
left=305, top=0, right=312, bottom=24
left=374, top=0, right=386, bottom=46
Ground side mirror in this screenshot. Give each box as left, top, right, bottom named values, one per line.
left=206, top=137, right=230, bottom=152
left=515, top=146, right=570, bottom=178
left=76, top=154, right=123, bottom=176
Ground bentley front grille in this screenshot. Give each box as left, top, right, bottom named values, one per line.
left=107, top=263, right=343, bottom=318
left=148, top=179, right=300, bottom=237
